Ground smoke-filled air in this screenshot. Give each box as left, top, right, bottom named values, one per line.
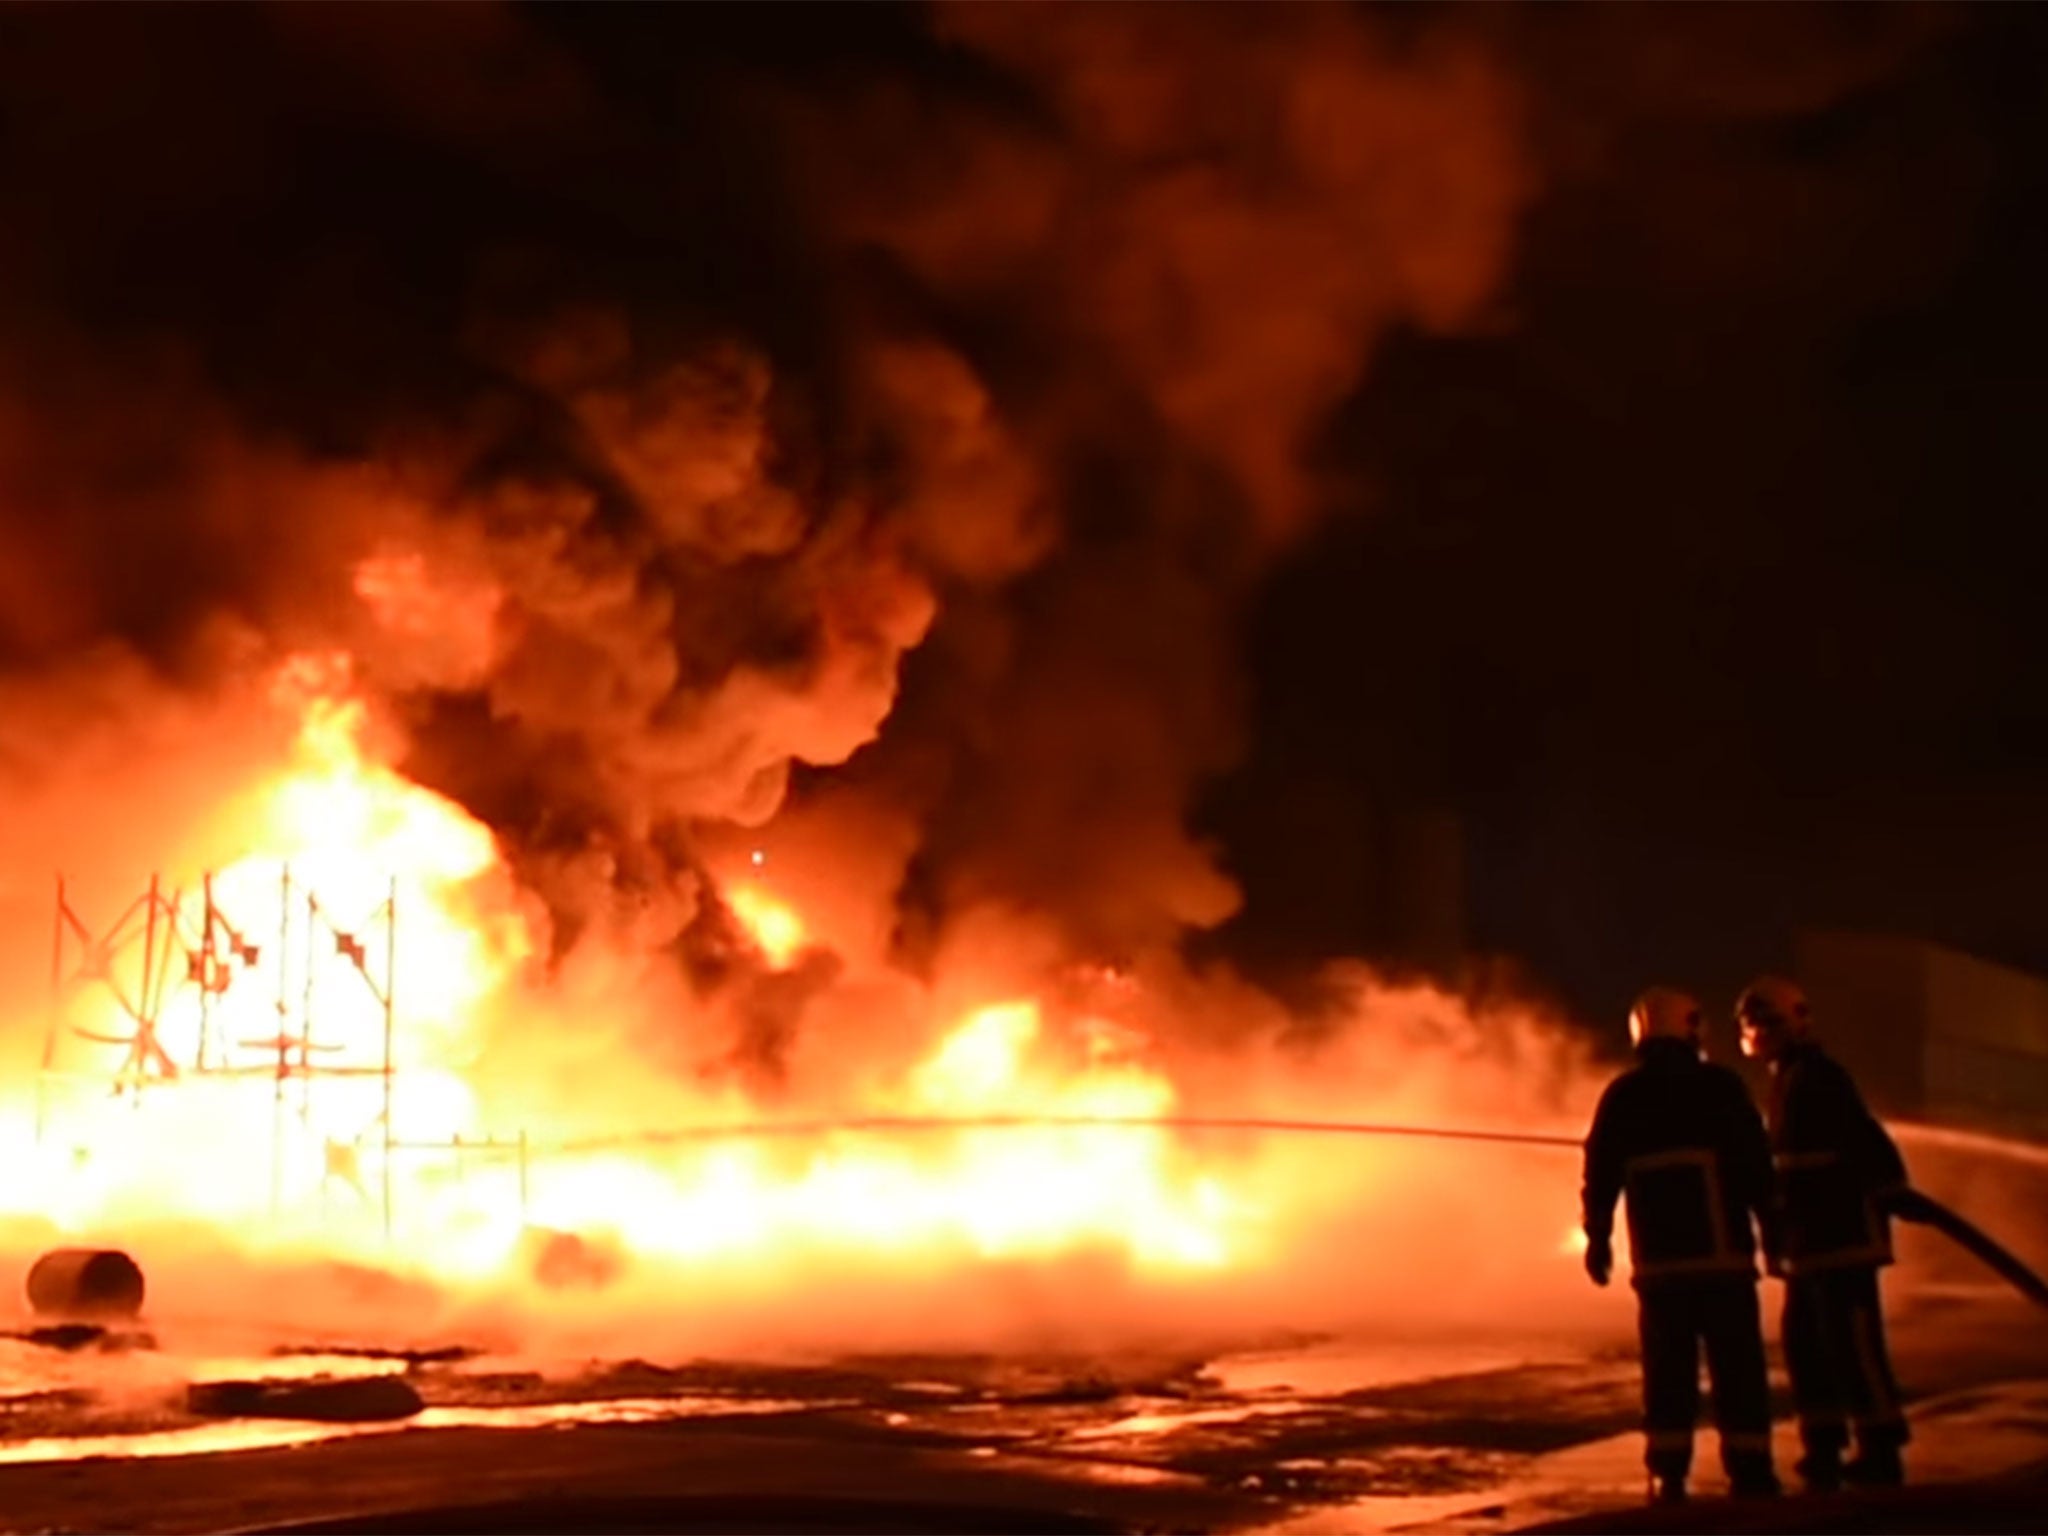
left=0, top=3, right=1622, bottom=1360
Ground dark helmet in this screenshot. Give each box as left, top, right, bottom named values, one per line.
left=1629, top=986, right=1705, bottom=1052
left=1735, top=974, right=1811, bottom=1062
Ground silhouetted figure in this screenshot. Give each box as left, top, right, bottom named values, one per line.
left=1737, top=975, right=1910, bottom=1492
left=1583, top=987, right=1781, bottom=1505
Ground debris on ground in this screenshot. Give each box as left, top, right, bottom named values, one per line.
left=187, top=1375, right=426, bottom=1424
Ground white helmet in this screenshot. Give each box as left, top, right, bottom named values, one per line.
left=1735, top=974, right=1811, bottom=1061
left=1629, top=986, right=1705, bottom=1051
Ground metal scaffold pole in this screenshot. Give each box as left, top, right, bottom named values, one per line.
left=271, top=864, right=292, bottom=1217
left=382, top=876, right=397, bottom=1246
left=37, top=875, right=64, bottom=1146
left=518, top=1129, right=530, bottom=1227
left=196, top=873, right=214, bottom=1073
left=40, top=861, right=527, bottom=1254
left=134, top=873, right=160, bottom=1103
left=300, top=892, right=319, bottom=1129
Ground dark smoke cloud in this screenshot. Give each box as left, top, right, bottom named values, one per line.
left=9, top=0, right=2028, bottom=1054
left=0, top=3, right=1531, bottom=996
left=1213, top=3, right=2048, bottom=1016
left=785, top=2, right=1534, bottom=961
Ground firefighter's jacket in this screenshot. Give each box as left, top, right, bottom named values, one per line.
left=1583, top=1038, right=1775, bottom=1287
left=1766, top=1041, right=1907, bottom=1274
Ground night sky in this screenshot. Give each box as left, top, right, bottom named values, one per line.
left=1208, top=4, right=2048, bottom=1022
left=2, top=4, right=2044, bottom=1035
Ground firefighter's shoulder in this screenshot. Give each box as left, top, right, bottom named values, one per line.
left=1787, top=1046, right=1859, bottom=1102
left=1588, top=1062, right=1647, bottom=1128
left=1597, top=1058, right=1652, bottom=1101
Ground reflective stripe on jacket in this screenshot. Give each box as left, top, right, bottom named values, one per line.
left=1766, top=1043, right=1906, bottom=1274
left=1583, top=1038, right=1776, bottom=1286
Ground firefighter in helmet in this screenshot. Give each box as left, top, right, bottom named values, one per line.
left=1737, top=974, right=1910, bottom=1490
left=1582, top=987, right=1781, bottom=1503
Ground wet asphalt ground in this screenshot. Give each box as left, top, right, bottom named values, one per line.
left=0, top=1278, right=2042, bottom=1534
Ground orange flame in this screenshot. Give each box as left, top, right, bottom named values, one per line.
left=6, top=651, right=1249, bottom=1285
left=727, top=882, right=807, bottom=968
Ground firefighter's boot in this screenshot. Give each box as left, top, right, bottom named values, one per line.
left=1843, top=1445, right=1905, bottom=1488
left=1727, top=1454, right=1782, bottom=1499
left=1795, top=1448, right=1844, bottom=1494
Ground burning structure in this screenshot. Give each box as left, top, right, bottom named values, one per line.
left=0, top=7, right=2038, bottom=1488
left=0, top=7, right=2044, bottom=1531
left=41, top=855, right=531, bottom=1245
left=0, top=4, right=1611, bottom=1356
left=2, top=639, right=1600, bottom=1352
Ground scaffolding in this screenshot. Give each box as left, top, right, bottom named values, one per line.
left=39, top=867, right=528, bottom=1243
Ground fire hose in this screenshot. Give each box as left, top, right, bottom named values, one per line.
left=1884, top=1186, right=2048, bottom=1308
left=556, top=1112, right=1584, bottom=1152
left=553, top=1113, right=2048, bottom=1309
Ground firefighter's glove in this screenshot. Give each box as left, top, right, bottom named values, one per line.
left=1883, top=1185, right=1935, bottom=1224
left=1584, top=1236, right=1612, bottom=1288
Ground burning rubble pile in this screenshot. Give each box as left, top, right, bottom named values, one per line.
left=0, top=6, right=1602, bottom=1349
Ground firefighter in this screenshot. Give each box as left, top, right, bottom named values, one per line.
left=1582, top=987, right=1781, bottom=1503
left=1737, top=974, right=1910, bottom=1491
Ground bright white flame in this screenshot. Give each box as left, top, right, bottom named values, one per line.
left=728, top=884, right=805, bottom=968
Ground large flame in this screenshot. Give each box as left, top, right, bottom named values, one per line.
left=0, top=626, right=1610, bottom=1361
left=727, top=873, right=807, bottom=969
left=4, top=653, right=1251, bottom=1288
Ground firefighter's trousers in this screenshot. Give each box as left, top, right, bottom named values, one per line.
left=1782, top=1266, right=1907, bottom=1457
left=1637, top=1275, right=1775, bottom=1481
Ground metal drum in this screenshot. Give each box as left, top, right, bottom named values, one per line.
left=25, top=1248, right=146, bottom=1320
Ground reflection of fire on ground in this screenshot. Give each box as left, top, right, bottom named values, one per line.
left=1, top=1274, right=2046, bottom=1534
left=1, top=673, right=2043, bottom=1519
left=4, top=0, right=1994, bottom=1408
left=10, top=643, right=2045, bottom=1429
